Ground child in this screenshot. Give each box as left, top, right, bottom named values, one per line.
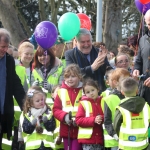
left=20, top=86, right=56, bottom=150
left=114, top=77, right=150, bottom=150
left=101, top=66, right=114, bottom=97
left=53, top=64, right=83, bottom=150
left=103, top=68, right=130, bottom=150
left=76, top=78, right=104, bottom=150
left=115, top=53, right=130, bottom=71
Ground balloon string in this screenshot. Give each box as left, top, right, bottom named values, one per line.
left=43, top=50, right=47, bottom=80
left=60, top=42, right=66, bottom=60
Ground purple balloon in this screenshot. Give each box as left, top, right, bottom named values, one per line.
left=135, top=0, right=150, bottom=14
left=34, top=21, right=58, bottom=49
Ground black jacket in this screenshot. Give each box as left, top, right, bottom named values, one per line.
left=65, top=46, right=110, bottom=92
left=1, top=53, right=25, bottom=139
left=134, top=31, right=150, bottom=104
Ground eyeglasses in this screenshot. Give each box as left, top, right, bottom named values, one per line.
left=117, top=59, right=129, bottom=64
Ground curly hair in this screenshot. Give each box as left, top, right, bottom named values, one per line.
left=23, top=86, right=49, bottom=114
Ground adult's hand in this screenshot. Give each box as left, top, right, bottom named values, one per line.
left=132, top=69, right=140, bottom=77
left=91, top=51, right=107, bottom=71
left=144, top=77, right=150, bottom=87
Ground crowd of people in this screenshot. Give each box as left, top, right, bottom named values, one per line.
left=1, top=9, right=150, bottom=150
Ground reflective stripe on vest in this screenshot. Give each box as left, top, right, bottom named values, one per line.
left=21, top=112, right=54, bottom=149
left=26, top=140, right=55, bottom=150
left=102, top=124, right=118, bottom=147
left=78, top=101, right=93, bottom=139
left=117, top=103, right=150, bottom=150
left=32, top=67, right=63, bottom=102
left=57, top=88, right=82, bottom=117
left=102, top=94, right=120, bottom=147
left=32, top=65, right=63, bottom=87
left=2, top=138, right=12, bottom=146
left=104, top=94, right=120, bottom=121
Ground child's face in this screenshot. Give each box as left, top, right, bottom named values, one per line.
left=65, top=73, right=80, bottom=88
left=116, top=55, right=129, bottom=70
left=84, top=85, right=99, bottom=100
left=20, top=47, right=34, bottom=64
left=32, top=93, right=46, bottom=109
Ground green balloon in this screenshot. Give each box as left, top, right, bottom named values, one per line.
left=58, top=12, right=80, bottom=41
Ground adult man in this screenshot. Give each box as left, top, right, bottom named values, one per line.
left=65, top=28, right=110, bottom=92
left=133, top=9, right=150, bottom=105
left=0, top=28, right=25, bottom=148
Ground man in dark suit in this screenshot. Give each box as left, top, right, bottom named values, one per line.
left=0, top=28, right=25, bottom=149
left=65, top=28, right=110, bottom=92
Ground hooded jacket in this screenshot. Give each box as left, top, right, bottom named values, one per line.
left=76, top=95, right=104, bottom=145
left=113, top=96, right=146, bottom=136
left=53, top=81, right=82, bottom=138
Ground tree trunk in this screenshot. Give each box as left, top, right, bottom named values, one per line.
left=0, top=0, right=27, bottom=48
left=49, top=0, right=62, bottom=25
left=103, top=0, right=122, bottom=53
left=39, top=0, right=46, bottom=21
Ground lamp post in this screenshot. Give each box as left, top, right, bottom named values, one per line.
left=96, top=0, right=102, bottom=42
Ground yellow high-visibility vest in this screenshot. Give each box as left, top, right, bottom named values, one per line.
left=77, top=100, right=93, bottom=139
left=57, top=88, right=82, bottom=117
left=117, top=102, right=150, bottom=150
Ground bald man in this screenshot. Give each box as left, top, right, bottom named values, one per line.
left=133, top=9, right=150, bottom=105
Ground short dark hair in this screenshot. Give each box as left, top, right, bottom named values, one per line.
left=121, top=77, right=138, bottom=96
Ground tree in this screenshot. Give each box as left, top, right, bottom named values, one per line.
left=103, top=0, right=122, bottom=52
left=0, top=0, right=27, bottom=47
left=0, top=0, right=142, bottom=51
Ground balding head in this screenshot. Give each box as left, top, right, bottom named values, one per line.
left=0, top=28, right=11, bottom=43
left=145, top=10, right=150, bottom=30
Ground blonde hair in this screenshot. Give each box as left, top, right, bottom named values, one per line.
left=64, top=64, right=82, bottom=80
left=110, top=68, right=130, bottom=82
left=18, top=41, right=34, bottom=56
left=23, top=86, right=48, bottom=114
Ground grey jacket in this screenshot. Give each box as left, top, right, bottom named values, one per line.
left=31, top=57, right=64, bottom=92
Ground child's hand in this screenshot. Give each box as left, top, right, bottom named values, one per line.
left=56, top=136, right=62, bottom=145
left=95, top=115, right=102, bottom=124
